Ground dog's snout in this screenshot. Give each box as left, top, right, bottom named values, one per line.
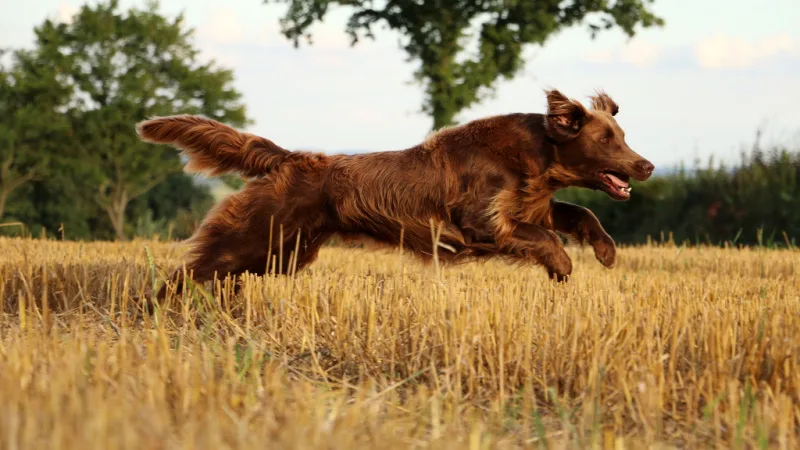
left=635, top=160, right=654, bottom=179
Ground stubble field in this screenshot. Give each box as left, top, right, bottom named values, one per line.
left=0, top=236, right=798, bottom=449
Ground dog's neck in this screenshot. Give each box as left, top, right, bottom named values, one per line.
left=516, top=143, right=581, bottom=227
left=518, top=172, right=565, bottom=228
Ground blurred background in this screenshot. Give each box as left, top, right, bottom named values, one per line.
left=1, top=0, right=798, bottom=246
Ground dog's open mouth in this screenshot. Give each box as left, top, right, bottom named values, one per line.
left=599, top=171, right=632, bottom=200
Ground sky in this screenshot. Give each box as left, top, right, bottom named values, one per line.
left=2, top=0, right=800, bottom=170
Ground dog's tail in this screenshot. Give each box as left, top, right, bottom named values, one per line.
left=135, top=114, right=290, bottom=178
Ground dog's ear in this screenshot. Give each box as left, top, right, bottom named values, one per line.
left=544, top=89, right=588, bottom=141
left=590, top=90, right=619, bottom=116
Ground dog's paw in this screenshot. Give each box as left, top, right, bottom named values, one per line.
left=546, top=252, right=573, bottom=283
left=548, top=270, right=571, bottom=283
left=592, top=234, right=616, bottom=268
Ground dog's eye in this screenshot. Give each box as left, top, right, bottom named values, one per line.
left=600, top=136, right=609, bottom=144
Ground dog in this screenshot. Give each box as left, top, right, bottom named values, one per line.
left=135, top=88, right=654, bottom=301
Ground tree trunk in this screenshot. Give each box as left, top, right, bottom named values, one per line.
left=431, top=100, right=457, bottom=131
left=424, top=34, right=459, bottom=131
left=102, top=188, right=129, bottom=241
left=109, top=202, right=126, bottom=241
left=0, top=152, right=39, bottom=221
left=101, top=173, right=169, bottom=241
left=0, top=190, right=7, bottom=221
left=0, top=177, right=35, bottom=221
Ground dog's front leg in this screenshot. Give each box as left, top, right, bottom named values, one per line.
left=501, top=223, right=573, bottom=282
left=550, top=200, right=616, bottom=268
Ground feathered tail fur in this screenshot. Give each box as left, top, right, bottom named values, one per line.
left=135, top=114, right=290, bottom=178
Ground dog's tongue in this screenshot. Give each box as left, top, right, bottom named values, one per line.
left=605, top=173, right=629, bottom=188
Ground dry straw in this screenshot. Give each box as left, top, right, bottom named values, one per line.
left=0, top=236, right=798, bottom=449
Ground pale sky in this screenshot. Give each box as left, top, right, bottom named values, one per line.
left=3, top=0, right=799, bottom=169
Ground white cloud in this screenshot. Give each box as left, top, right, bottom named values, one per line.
left=194, top=7, right=272, bottom=66
left=694, top=34, right=800, bottom=69
left=584, top=39, right=662, bottom=68
left=205, top=8, right=246, bottom=45
left=54, top=1, right=78, bottom=24
left=196, top=6, right=354, bottom=50
left=197, top=6, right=278, bottom=47
left=619, top=40, right=661, bottom=68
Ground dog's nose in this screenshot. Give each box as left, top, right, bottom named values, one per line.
left=636, top=160, right=655, bottom=177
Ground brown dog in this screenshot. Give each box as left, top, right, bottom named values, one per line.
left=136, top=89, right=653, bottom=300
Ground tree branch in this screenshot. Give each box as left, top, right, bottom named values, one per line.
left=129, top=171, right=173, bottom=200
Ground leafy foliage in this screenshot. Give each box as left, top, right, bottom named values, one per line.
left=265, top=0, right=663, bottom=128
left=0, top=49, right=71, bottom=220
left=23, top=0, right=249, bottom=239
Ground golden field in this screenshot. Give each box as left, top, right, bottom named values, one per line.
left=0, top=236, right=798, bottom=449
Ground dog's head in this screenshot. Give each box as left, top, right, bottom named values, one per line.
left=543, top=89, right=654, bottom=201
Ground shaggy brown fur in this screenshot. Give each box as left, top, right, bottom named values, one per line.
left=136, top=88, right=654, bottom=301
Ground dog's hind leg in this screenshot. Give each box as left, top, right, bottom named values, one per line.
left=255, top=229, right=332, bottom=277
left=151, top=235, right=266, bottom=308
left=152, top=226, right=331, bottom=309
left=142, top=184, right=273, bottom=308
left=142, top=175, right=330, bottom=310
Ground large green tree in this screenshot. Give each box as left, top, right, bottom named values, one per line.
left=0, top=50, right=71, bottom=221
left=265, top=0, right=663, bottom=129
left=27, top=0, right=249, bottom=239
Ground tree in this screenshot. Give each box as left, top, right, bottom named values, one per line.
left=27, top=0, right=249, bottom=239
left=0, top=50, right=71, bottom=221
left=265, top=0, right=663, bottom=129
